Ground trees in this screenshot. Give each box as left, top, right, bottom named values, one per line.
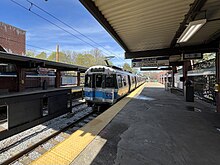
left=35, top=52, right=47, bottom=59
left=26, top=50, right=36, bottom=57
left=25, top=48, right=110, bottom=67
left=75, top=53, right=95, bottom=67
left=123, top=63, right=132, bottom=72
left=74, top=49, right=106, bottom=67
left=47, top=51, right=73, bottom=63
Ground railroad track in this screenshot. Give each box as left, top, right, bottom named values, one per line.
left=0, top=101, right=102, bottom=165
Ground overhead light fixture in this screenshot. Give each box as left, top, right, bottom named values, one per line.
left=177, top=19, right=206, bottom=43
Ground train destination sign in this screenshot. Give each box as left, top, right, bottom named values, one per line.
left=132, top=58, right=169, bottom=67
left=183, top=53, right=203, bottom=60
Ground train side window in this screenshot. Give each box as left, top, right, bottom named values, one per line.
left=123, top=76, right=127, bottom=86
left=106, top=75, right=115, bottom=88
left=117, top=75, right=123, bottom=88
left=131, top=77, right=134, bottom=84
left=85, top=75, right=92, bottom=87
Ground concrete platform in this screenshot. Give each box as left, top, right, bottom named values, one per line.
left=71, top=82, right=220, bottom=165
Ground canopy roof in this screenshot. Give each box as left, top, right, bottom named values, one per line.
left=80, top=0, right=220, bottom=59
left=0, top=51, right=87, bottom=72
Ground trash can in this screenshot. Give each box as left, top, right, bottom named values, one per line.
left=184, top=80, right=194, bottom=102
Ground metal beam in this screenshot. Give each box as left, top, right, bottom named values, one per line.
left=0, top=51, right=87, bottom=71
left=79, top=0, right=130, bottom=52
left=125, top=48, right=178, bottom=59
left=169, top=61, right=184, bottom=66
left=140, top=67, right=172, bottom=71
left=170, top=0, right=207, bottom=47
left=125, top=42, right=219, bottom=59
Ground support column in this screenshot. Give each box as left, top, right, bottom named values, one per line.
left=183, top=60, right=194, bottom=102
left=171, top=66, right=176, bottom=87
left=215, top=48, right=220, bottom=112
left=55, top=70, right=61, bottom=88
left=17, top=66, right=25, bottom=92
left=183, top=61, right=190, bottom=83
left=77, top=71, right=80, bottom=86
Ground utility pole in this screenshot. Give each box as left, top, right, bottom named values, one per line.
left=56, top=44, right=59, bottom=62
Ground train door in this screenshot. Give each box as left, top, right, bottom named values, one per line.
left=84, top=74, right=95, bottom=99
left=94, top=74, right=103, bottom=89
left=94, top=74, right=104, bottom=99
left=134, top=76, right=137, bottom=88
left=117, top=74, right=123, bottom=97
left=127, top=75, right=131, bottom=92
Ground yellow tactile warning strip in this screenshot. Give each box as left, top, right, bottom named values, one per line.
left=31, top=83, right=146, bottom=165
left=71, top=88, right=82, bottom=93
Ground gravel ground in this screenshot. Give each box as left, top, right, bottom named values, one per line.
left=0, top=101, right=92, bottom=164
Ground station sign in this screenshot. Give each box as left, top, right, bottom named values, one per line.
left=132, top=58, right=169, bottom=67
left=132, top=58, right=156, bottom=67
left=169, top=55, right=181, bottom=62
left=183, top=53, right=203, bottom=60
left=157, top=60, right=169, bottom=66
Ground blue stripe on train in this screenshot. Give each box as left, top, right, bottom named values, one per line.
left=84, top=90, right=118, bottom=99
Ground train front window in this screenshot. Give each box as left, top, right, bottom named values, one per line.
left=105, top=75, right=115, bottom=88
left=95, top=74, right=103, bottom=88
left=85, top=75, right=92, bottom=87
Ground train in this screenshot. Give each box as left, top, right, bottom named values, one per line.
left=83, top=65, right=145, bottom=107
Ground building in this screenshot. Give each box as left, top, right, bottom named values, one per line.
left=0, top=22, right=26, bottom=55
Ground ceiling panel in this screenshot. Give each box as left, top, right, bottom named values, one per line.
left=93, top=0, right=194, bottom=51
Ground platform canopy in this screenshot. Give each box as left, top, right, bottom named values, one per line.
left=80, top=0, right=220, bottom=62
left=0, top=51, right=87, bottom=72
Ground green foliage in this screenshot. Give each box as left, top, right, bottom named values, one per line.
left=74, top=49, right=106, bottom=67
left=26, top=50, right=36, bottom=57
left=194, top=53, right=216, bottom=64
left=26, top=48, right=109, bottom=67
left=47, top=52, right=56, bottom=61
left=47, top=51, right=73, bottom=63
left=132, top=68, right=138, bottom=74
left=75, top=53, right=94, bottom=67
left=123, top=63, right=132, bottom=72
left=35, top=52, right=47, bottom=59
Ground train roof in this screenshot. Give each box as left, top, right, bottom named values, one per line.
left=85, top=65, right=137, bottom=76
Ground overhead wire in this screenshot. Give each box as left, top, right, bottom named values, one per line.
left=26, top=0, right=124, bottom=61
left=10, top=0, right=125, bottom=64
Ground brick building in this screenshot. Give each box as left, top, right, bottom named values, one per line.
left=0, top=22, right=26, bottom=93
left=0, top=22, right=26, bottom=55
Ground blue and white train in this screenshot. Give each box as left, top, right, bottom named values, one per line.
left=83, top=65, right=145, bottom=107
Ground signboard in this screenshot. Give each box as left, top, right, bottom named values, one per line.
left=157, top=60, right=169, bottom=66
left=132, top=58, right=157, bottom=67
left=169, top=55, right=181, bottom=62
left=132, top=58, right=169, bottom=67
left=183, top=53, right=203, bottom=60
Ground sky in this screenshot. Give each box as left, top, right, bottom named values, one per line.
left=0, top=0, right=130, bottom=66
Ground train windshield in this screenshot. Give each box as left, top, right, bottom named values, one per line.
left=84, top=75, right=92, bottom=87
left=105, top=75, right=115, bottom=88
left=95, top=74, right=103, bottom=88
left=85, top=74, right=116, bottom=88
